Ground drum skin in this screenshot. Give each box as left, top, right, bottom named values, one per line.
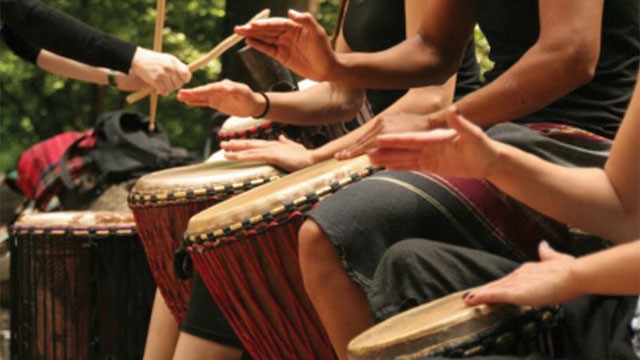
left=10, top=211, right=155, bottom=360
left=185, top=156, right=377, bottom=360
left=348, top=290, right=557, bottom=359
left=128, top=160, right=281, bottom=322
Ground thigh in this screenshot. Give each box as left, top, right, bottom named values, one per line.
left=307, top=171, right=570, bottom=292
left=368, top=239, right=519, bottom=321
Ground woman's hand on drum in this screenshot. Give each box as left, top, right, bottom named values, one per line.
left=177, top=80, right=266, bottom=117
left=222, top=135, right=316, bottom=172
left=336, top=112, right=434, bottom=160
left=234, top=10, right=337, bottom=82
left=367, top=108, right=503, bottom=179
left=463, top=242, right=581, bottom=307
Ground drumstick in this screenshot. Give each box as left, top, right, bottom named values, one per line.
left=126, top=8, right=271, bottom=105
left=149, top=0, right=166, bottom=132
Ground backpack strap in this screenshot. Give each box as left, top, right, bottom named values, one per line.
left=59, top=134, right=94, bottom=189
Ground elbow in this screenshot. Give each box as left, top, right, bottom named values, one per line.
left=565, top=46, right=597, bottom=86
left=545, top=39, right=598, bottom=88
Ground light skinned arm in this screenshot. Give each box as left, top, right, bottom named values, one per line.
left=464, top=240, right=640, bottom=307
left=36, top=50, right=146, bottom=91
left=370, top=78, right=639, bottom=243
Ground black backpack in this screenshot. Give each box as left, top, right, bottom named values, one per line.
left=58, top=111, right=197, bottom=208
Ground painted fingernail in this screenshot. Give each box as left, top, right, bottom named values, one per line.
left=467, top=293, right=475, bottom=299
left=462, top=292, right=470, bottom=299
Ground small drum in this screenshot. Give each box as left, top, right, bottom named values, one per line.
left=217, top=116, right=283, bottom=142
left=185, top=156, right=378, bottom=360
left=10, top=211, right=155, bottom=359
left=128, top=160, right=282, bottom=322
left=348, top=290, right=557, bottom=359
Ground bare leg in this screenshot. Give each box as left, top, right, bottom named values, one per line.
left=172, top=332, right=243, bottom=360
left=298, top=220, right=374, bottom=360
left=143, top=290, right=180, bottom=360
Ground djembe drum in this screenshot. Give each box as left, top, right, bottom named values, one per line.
left=217, top=116, right=284, bottom=142
left=184, top=156, right=378, bottom=359
left=128, top=160, right=282, bottom=322
left=348, top=290, right=558, bottom=359
left=10, top=211, right=155, bottom=359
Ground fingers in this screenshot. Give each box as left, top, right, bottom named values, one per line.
left=367, top=148, right=421, bottom=170
left=278, top=134, right=297, bottom=145
left=463, top=284, right=512, bottom=306
left=288, top=9, right=324, bottom=34
left=538, top=241, right=573, bottom=262
left=220, top=139, right=271, bottom=152
left=375, top=130, right=457, bottom=150
left=245, top=38, right=279, bottom=59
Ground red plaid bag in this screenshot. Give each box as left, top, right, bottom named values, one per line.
left=16, top=131, right=96, bottom=209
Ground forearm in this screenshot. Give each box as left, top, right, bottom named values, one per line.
left=328, top=35, right=456, bottom=89
left=570, top=240, right=640, bottom=296
left=379, top=78, right=456, bottom=117
left=488, top=145, right=639, bottom=243
left=266, top=82, right=364, bottom=125
left=37, top=50, right=111, bottom=85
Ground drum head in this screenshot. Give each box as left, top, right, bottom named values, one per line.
left=218, top=116, right=273, bottom=137
left=186, top=155, right=374, bottom=239
left=348, top=290, right=531, bottom=359
left=12, top=211, right=136, bottom=236
left=129, top=160, right=281, bottom=203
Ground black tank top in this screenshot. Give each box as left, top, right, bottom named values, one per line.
left=472, top=0, right=639, bottom=138
left=343, top=0, right=481, bottom=114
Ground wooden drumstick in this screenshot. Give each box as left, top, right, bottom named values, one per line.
left=149, top=0, right=166, bottom=132
left=126, top=8, right=271, bottom=105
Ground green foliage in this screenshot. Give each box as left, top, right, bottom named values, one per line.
left=0, top=0, right=226, bottom=172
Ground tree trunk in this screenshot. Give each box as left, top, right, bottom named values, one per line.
left=221, top=0, right=317, bottom=88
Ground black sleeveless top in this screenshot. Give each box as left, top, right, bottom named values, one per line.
left=343, top=0, right=481, bottom=115
left=472, top=0, right=640, bottom=138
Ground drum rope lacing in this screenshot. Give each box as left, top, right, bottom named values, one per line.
left=10, top=225, right=137, bottom=237
left=185, top=166, right=378, bottom=252
left=217, top=121, right=279, bottom=141
left=128, top=175, right=281, bottom=208
left=423, top=306, right=561, bottom=358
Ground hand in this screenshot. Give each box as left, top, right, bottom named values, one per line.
left=222, top=135, right=316, bottom=172
left=234, top=9, right=337, bottom=81
left=177, top=80, right=266, bottom=117
left=336, top=112, right=432, bottom=160
left=367, top=107, right=501, bottom=178
left=130, top=47, right=192, bottom=95
left=115, top=72, right=147, bottom=91
left=463, top=242, right=581, bottom=307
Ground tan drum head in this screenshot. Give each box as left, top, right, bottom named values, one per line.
left=348, top=290, right=533, bottom=360
left=217, top=116, right=276, bottom=139
left=186, top=155, right=375, bottom=243
left=128, top=160, right=281, bottom=207
left=11, top=211, right=136, bottom=236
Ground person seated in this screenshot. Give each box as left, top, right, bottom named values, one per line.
left=148, top=1, right=482, bottom=359
left=231, top=1, right=639, bottom=358
left=365, top=73, right=640, bottom=359
left=1, top=0, right=191, bottom=95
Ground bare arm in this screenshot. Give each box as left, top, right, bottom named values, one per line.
left=36, top=50, right=145, bottom=91
left=371, top=79, right=639, bottom=243
left=453, top=0, right=602, bottom=127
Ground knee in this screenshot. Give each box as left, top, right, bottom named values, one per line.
left=378, top=239, right=434, bottom=277
left=298, top=219, right=330, bottom=264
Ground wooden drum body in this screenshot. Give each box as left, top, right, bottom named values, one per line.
left=185, top=156, right=377, bottom=359
left=128, top=160, right=281, bottom=322
left=348, top=290, right=557, bottom=359
left=10, top=211, right=155, bottom=360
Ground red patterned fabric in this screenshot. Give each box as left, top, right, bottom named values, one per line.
left=16, top=131, right=95, bottom=209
